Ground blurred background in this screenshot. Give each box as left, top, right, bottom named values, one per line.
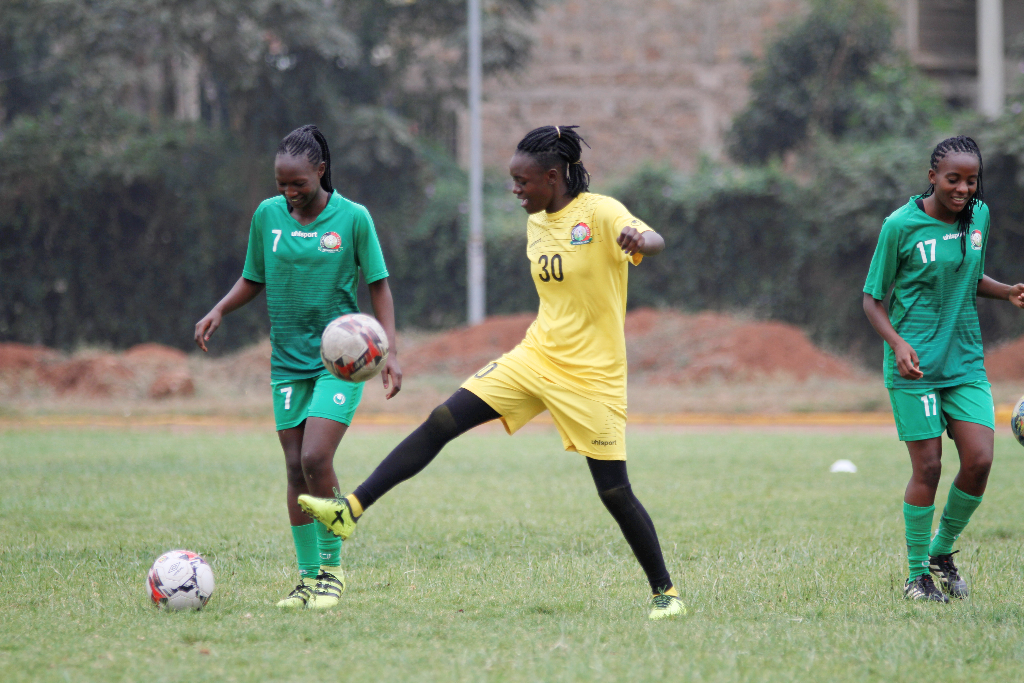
left=3, top=0, right=1024, bottom=417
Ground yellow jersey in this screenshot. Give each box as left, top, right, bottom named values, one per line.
left=507, top=192, right=651, bottom=405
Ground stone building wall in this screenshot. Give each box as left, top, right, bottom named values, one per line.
left=469, top=0, right=807, bottom=180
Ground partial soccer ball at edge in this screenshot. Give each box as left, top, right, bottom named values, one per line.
left=146, top=550, right=215, bottom=611
left=320, top=313, right=390, bottom=383
left=1011, top=395, right=1024, bottom=447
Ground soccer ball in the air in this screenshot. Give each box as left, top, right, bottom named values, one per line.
left=320, top=313, right=389, bottom=382
left=146, top=550, right=215, bottom=611
left=1011, top=396, right=1024, bottom=447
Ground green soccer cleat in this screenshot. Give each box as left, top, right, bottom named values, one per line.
left=306, top=567, right=346, bottom=610
left=297, top=489, right=359, bottom=540
left=648, top=591, right=686, bottom=621
left=275, top=580, right=313, bottom=609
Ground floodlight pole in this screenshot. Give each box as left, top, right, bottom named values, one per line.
left=467, top=0, right=486, bottom=325
left=977, top=0, right=1004, bottom=118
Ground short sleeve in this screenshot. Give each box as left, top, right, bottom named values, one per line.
left=593, top=196, right=652, bottom=266
left=863, top=218, right=901, bottom=299
left=353, top=207, right=389, bottom=283
left=241, top=209, right=266, bottom=284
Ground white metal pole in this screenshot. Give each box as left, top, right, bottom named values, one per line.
left=977, top=0, right=1004, bottom=118
left=467, top=0, right=486, bottom=325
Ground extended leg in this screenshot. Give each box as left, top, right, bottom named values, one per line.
left=298, top=388, right=499, bottom=538
left=352, top=388, right=500, bottom=508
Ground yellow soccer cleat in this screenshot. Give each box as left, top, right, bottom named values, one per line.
left=306, top=566, right=346, bottom=610
left=275, top=580, right=314, bottom=609
left=297, top=490, right=359, bottom=540
left=648, top=591, right=686, bottom=621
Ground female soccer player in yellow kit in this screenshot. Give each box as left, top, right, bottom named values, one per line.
left=299, top=125, right=684, bottom=620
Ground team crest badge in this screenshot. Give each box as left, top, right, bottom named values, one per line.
left=970, top=229, right=982, bottom=250
left=570, top=222, right=592, bottom=245
left=319, top=231, right=342, bottom=253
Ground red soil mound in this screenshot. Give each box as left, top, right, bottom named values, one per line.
left=124, top=343, right=189, bottom=364
left=0, top=342, right=194, bottom=399
left=401, top=313, right=536, bottom=376
left=403, top=308, right=858, bottom=383
left=985, top=337, right=1024, bottom=381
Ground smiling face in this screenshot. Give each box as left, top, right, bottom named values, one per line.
left=275, top=153, right=325, bottom=212
left=509, top=152, right=559, bottom=214
left=927, top=152, right=980, bottom=220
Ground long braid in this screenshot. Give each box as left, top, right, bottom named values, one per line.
left=922, top=135, right=984, bottom=272
left=516, top=125, right=591, bottom=197
left=277, top=124, right=334, bottom=193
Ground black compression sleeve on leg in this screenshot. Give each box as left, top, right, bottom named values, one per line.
left=353, top=388, right=500, bottom=508
left=587, top=457, right=673, bottom=593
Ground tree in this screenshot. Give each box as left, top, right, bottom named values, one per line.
left=727, top=0, right=941, bottom=164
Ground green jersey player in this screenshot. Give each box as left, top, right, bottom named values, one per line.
left=863, top=136, right=1024, bottom=603
left=194, top=125, right=402, bottom=610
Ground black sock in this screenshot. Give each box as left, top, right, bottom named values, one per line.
left=353, top=388, right=499, bottom=508
left=587, top=458, right=673, bottom=593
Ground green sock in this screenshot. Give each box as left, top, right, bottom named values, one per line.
left=904, top=502, right=935, bottom=579
left=929, top=484, right=983, bottom=557
left=315, top=521, right=342, bottom=568
left=291, top=523, right=319, bottom=581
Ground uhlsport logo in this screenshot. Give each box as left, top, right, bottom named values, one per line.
left=971, top=229, right=983, bottom=250
left=570, top=222, right=592, bottom=245
left=333, top=393, right=346, bottom=405
left=319, top=231, right=342, bottom=253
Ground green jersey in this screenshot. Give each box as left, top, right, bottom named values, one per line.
left=863, top=196, right=990, bottom=389
left=242, top=191, right=389, bottom=380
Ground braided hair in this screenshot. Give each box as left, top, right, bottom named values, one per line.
left=516, top=125, right=591, bottom=197
left=276, top=124, right=333, bottom=193
left=922, top=135, right=984, bottom=272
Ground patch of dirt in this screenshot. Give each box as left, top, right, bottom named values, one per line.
left=0, top=343, right=195, bottom=399
left=402, top=308, right=859, bottom=383
left=401, top=314, right=536, bottom=376
left=985, top=337, right=1024, bottom=381
left=0, top=310, right=864, bottom=414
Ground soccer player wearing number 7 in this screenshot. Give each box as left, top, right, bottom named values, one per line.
left=299, top=125, right=685, bottom=620
left=193, top=125, right=402, bottom=611
left=863, top=136, right=1024, bottom=603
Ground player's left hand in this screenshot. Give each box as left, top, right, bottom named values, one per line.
left=381, top=355, right=403, bottom=399
left=617, top=226, right=646, bottom=255
left=1010, top=284, right=1024, bottom=309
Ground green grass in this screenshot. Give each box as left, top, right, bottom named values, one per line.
left=3, top=427, right=1024, bottom=682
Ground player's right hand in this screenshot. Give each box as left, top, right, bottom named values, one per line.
left=194, top=310, right=223, bottom=353
left=894, top=341, right=923, bottom=380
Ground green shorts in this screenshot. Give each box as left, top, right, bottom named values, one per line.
left=270, top=372, right=364, bottom=431
left=888, top=380, right=994, bottom=442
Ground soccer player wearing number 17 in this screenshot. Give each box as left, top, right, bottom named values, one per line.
left=863, top=136, right=1024, bottom=603
left=298, top=125, right=685, bottom=620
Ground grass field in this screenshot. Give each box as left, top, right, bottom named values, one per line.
left=3, top=425, right=1024, bottom=682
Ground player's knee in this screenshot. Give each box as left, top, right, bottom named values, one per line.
left=914, top=459, right=942, bottom=487
left=597, top=484, right=631, bottom=514
left=963, top=451, right=993, bottom=481
left=423, top=404, right=460, bottom=443
left=299, top=448, right=332, bottom=477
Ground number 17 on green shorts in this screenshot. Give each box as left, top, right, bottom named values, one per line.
left=888, top=380, right=994, bottom=442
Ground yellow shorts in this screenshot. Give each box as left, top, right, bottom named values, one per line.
left=461, top=354, right=627, bottom=460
